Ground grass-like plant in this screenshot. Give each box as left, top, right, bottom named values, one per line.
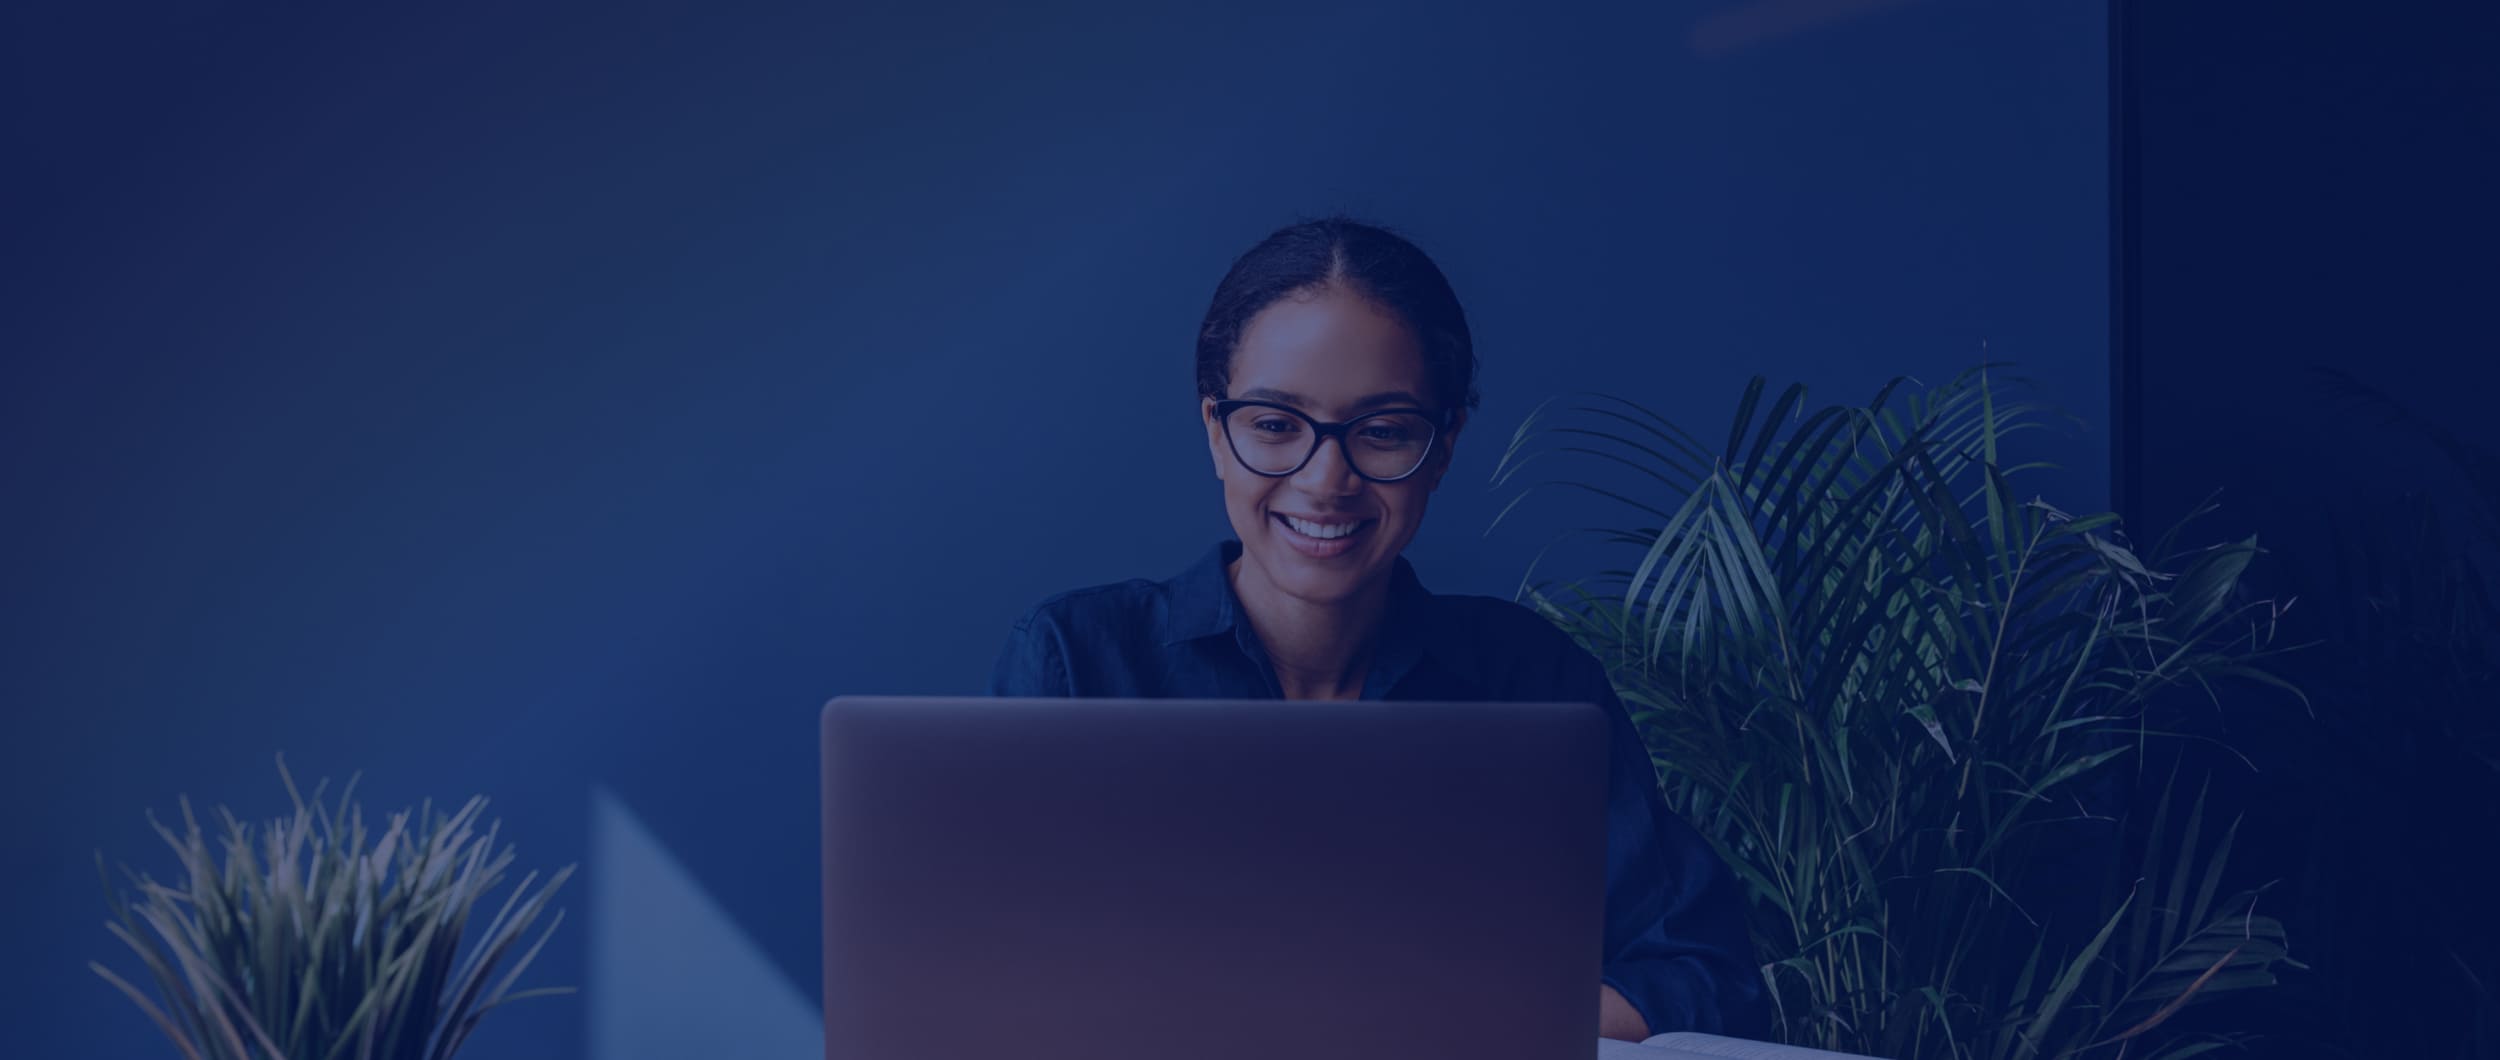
left=1490, top=365, right=2309, bottom=1059
left=93, top=760, right=574, bottom=1060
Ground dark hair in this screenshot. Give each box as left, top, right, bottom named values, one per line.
left=1194, top=216, right=1480, bottom=416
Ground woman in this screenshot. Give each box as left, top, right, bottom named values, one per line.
left=990, top=216, right=1770, bottom=1042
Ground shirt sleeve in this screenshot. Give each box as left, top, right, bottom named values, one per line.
left=1571, top=643, right=1775, bottom=1039
left=988, top=609, right=1073, bottom=697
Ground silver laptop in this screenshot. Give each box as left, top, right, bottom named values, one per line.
left=820, top=695, right=1611, bottom=1060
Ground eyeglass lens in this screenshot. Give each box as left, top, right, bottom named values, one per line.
left=1225, top=405, right=1435, bottom=480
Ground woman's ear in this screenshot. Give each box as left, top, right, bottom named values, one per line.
left=1426, top=410, right=1465, bottom=490
left=1203, top=397, right=1230, bottom=481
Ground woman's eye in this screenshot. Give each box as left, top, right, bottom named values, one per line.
left=1253, top=418, right=1301, bottom=434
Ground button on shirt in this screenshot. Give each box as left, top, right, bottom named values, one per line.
left=988, top=540, right=1772, bottom=1038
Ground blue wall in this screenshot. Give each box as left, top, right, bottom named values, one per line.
left=0, top=2, right=2107, bottom=1056
left=2119, top=0, right=2500, bottom=1052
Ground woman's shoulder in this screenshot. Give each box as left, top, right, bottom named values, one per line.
left=993, top=576, right=1173, bottom=697
left=1009, top=576, right=1166, bottom=633
left=1412, top=590, right=1627, bottom=711
left=1420, top=590, right=1601, bottom=669
left=1406, top=571, right=1571, bottom=629
left=1010, top=543, right=1233, bottom=640
left=1429, top=590, right=1568, bottom=637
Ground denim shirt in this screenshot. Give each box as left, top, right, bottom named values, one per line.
left=988, top=540, right=1772, bottom=1038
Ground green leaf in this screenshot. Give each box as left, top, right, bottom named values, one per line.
left=1907, top=704, right=1957, bottom=763
left=2020, top=889, right=2134, bottom=1057
left=2165, top=537, right=2258, bottom=632
left=2027, top=746, right=2132, bottom=800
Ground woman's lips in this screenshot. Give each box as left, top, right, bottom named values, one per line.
left=1273, top=513, right=1374, bottom=558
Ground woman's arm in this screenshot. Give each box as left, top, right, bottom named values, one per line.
left=1572, top=646, right=1775, bottom=1040
left=1600, top=982, right=1651, bottom=1041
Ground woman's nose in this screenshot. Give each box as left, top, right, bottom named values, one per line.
left=1293, top=434, right=1366, bottom=493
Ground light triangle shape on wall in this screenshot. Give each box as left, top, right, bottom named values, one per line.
left=590, top=786, right=823, bottom=1060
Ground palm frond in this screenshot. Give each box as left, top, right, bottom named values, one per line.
left=1501, top=368, right=2303, bottom=1059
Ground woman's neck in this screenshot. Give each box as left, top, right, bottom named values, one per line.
left=1227, top=555, right=1389, bottom=701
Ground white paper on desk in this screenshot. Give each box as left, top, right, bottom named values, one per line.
left=1596, top=1032, right=1886, bottom=1059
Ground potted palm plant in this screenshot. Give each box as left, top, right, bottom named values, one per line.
left=92, top=759, right=573, bottom=1060
left=1493, top=365, right=2309, bottom=1059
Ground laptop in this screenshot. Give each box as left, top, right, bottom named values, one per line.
left=821, top=695, right=1612, bottom=1060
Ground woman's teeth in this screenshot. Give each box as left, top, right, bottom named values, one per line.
left=1282, top=515, right=1365, bottom=539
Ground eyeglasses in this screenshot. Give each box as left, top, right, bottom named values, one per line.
left=1213, top=398, right=1451, bottom=483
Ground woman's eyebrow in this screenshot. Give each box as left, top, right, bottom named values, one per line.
left=1236, top=387, right=1426, bottom=411
left=1348, top=390, right=1427, bottom=411
left=1236, top=386, right=1307, bottom=406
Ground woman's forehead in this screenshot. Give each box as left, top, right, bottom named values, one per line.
left=1230, top=291, right=1430, bottom=407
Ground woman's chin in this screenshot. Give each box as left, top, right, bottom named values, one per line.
left=1250, top=540, right=1383, bottom=602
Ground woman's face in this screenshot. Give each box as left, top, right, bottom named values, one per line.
left=1203, top=284, right=1461, bottom=608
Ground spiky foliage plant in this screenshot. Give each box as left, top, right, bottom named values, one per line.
left=1491, top=365, right=2309, bottom=1058
left=93, top=761, right=574, bottom=1060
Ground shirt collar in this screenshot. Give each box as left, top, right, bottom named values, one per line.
left=1159, top=539, right=1445, bottom=695
left=1158, top=540, right=1244, bottom=646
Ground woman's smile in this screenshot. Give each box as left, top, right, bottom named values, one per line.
left=1272, top=511, right=1377, bottom=557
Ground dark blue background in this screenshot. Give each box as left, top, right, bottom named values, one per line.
left=3, top=2, right=2111, bottom=1057
left=2121, top=1, right=2500, bottom=1055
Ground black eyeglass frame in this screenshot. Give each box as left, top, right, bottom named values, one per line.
left=1211, top=398, right=1455, bottom=483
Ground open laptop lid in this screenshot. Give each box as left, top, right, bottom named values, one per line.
left=821, top=695, right=1610, bottom=1060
